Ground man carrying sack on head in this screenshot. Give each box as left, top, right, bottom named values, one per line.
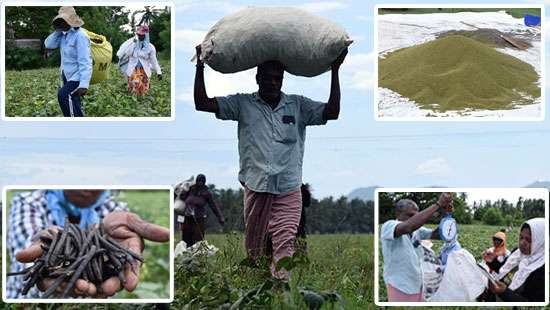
left=194, top=44, right=347, bottom=280
left=44, top=6, right=92, bottom=117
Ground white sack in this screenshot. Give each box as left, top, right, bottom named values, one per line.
left=200, top=6, right=352, bottom=77
left=175, top=240, right=219, bottom=257
left=174, top=176, right=194, bottom=215
left=431, top=249, right=487, bottom=302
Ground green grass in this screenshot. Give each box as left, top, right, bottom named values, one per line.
left=4, top=189, right=170, bottom=300
left=378, top=8, right=541, bottom=18
left=5, top=59, right=171, bottom=117
left=377, top=223, right=529, bottom=308
left=0, top=227, right=548, bottom=308
left=174, top=233, right=374, bottom=309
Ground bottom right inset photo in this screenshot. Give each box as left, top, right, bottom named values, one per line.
left=374, top=188, right=549, bottom=307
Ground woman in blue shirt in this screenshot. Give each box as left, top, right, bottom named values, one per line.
left=44, top=6, right=92, bottom=117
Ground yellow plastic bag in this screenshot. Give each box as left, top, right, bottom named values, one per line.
left=82, top=29, right=112, bottom=84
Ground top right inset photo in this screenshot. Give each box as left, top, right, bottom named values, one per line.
left=375, top=5, right=543, bottom=121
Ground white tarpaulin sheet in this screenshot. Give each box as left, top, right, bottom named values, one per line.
left=377, top=11, right=541, bottom=118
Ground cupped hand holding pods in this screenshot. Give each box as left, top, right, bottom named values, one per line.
left=99, top=211, right=170, bottom=296
left=16, top=227, right=99, bottom=297
left=14, top=211, right=170, bottom=298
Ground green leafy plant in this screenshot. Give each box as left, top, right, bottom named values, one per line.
left=5, top=59, right=171, bottom=117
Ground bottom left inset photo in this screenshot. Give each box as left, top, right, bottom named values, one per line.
left=2, top=186, right=173, bottom=303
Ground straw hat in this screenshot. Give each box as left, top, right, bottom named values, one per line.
left=53, top=6, right=84, bottom=28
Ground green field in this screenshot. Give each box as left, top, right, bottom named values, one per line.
left=4, top=189, right=170, bottom=300
left=0, top=225, right=547, bottom=308
left=378, top=8, right=541, bottom=18
left=174, top=233, right=373, bottom=309
left=5, top=59, right=171, bottom=117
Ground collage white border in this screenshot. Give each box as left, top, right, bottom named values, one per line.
left=1, top=185, right=174, bottom=303
left=374, top=187, right=550, bottom=307
left=0, top=1, right=176, bottom=121
left=373, top=4, right=546, bottom=122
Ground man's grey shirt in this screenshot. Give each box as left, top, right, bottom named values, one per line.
left=216, top=92, right=327, bottom=194
left=381, top=219, right=433, bottom=295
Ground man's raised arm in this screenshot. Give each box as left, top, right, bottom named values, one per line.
left=194, top=45, right=219, bottom=113
left=323, top=48, right=348, bottom=121
left=394, top=193, right=452, bottom=238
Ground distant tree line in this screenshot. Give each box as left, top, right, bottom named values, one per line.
left=378, top=192, right=544, bottom=226
left=196, top=184, right=375, bottom=234
left=472, top=197, right=545, bottom=227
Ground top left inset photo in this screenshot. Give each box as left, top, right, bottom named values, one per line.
left=1, top=3, right=174, bottom=120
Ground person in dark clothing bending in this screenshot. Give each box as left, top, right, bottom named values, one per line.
left=180, top=174, right=225, bottom=247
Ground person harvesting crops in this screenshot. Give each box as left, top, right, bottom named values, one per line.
left=180, top=174, right=225, bottom=247
left=486, top=218, right=545, bottom=302
left=193, top=45, right=347, bottom=280
left=116, top=25, right=162, bottom=96
left=44, top=6, right=92, bottom=117
left=380, top=193, right=452, bottom=302
left=7, top=190, right=169, bottom=299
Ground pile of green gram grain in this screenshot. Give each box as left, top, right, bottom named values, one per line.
left=379, top=35, right=540, bottom=111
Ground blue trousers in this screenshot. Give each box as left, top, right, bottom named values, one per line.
left=58, top=72, right=84, bottom=117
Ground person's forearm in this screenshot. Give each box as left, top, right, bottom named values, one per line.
left=194, top=65, right=211, bottom=111
left=77, top=56, right=92, bottom=89
left=323, top=68, right=340, bottom=120
left=209, top=199, right=223, bottom=221
left=193, top=47, right=219, bottom=113
left=150, top=51, right=162, bottom=75
left=44, top=31, right=61, bottom=49
left=400, top=203, right=439, bottom=234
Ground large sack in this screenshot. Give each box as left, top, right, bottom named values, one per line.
left=200, top=7, right=352, bottom=77
left=430, top=249, right=487, bottom=302
left=174, top=176, right=194, bottom=219
left=82, top=28, right=112, bottom=84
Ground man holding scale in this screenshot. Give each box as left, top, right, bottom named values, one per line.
left=380, top=193, right=452, bottom=302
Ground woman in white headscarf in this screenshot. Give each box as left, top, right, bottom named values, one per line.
left=116, top=25, right=162, bottom=96
left=488, top=217, right=545, bottom=302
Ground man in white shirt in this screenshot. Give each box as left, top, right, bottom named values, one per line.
left=381, top=193, right=451, bottom=302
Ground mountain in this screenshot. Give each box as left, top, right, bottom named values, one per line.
left=347, top=186, right=379, bottom=201
left=525, top=181, right=550, bottom=189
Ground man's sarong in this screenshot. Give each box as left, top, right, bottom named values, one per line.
left=387, top=284, right=424, bottom=302
left=243, top=186, right=302, bottom=279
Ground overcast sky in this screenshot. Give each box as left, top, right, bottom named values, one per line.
left=1, top=0, right=550, bottom=199
left=465, top=188, right=548, bottom=205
